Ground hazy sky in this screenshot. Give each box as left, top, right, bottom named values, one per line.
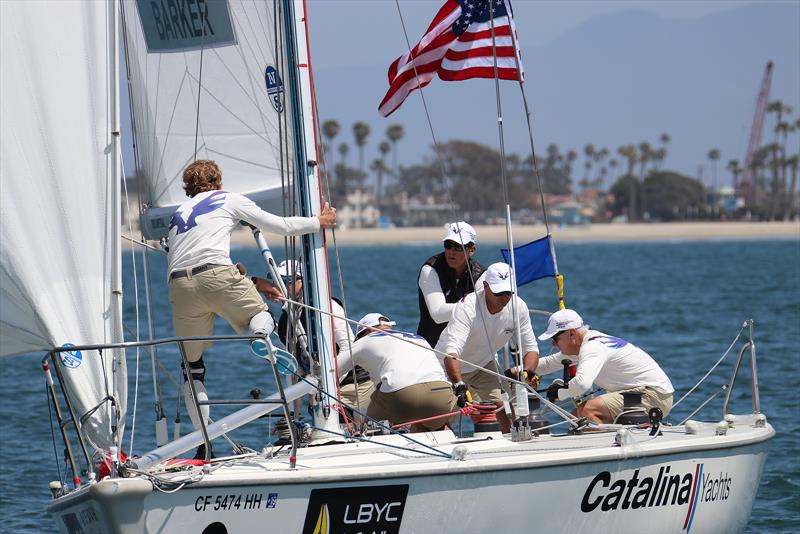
left=305, top=0, right=798, bottom=187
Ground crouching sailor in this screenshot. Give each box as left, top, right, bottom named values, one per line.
left=336, top=313, right=457, bottom=432
left=166, top=159, right=337, bottom=458
left=535, top=309, right=674, bottom=424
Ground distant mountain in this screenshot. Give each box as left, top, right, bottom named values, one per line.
left=312, top=3, right=799, bottom=189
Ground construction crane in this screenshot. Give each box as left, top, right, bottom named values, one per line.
left=740, top=60, right=773, bottom=206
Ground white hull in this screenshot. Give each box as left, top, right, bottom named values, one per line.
left=49, top=415, right=773, bottom=534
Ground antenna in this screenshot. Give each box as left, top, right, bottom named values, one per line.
left=740, top=61, right=773, bottom=206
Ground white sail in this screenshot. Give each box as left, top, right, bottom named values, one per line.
left=123, top=0, right=296, bottom=238
left=0, top=1, right=126, bottom=450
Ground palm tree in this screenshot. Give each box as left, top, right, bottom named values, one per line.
left=321, top=120, right=340, bottom=168
left=583, top=144, right=595, bottom=184
left=608, top=158, right=619, bottom=182
left=727, top=159, right=742, bottom=192
left=787, top=154, right=799, bottom=217
left=708, top=148, right=721, bottom=217
left=638, top=142, right=652, bottom=218
left=618, top=145, right=638, bottom=220
left=386, top=124, right=404, bottom=172
left=337, top=142, right=349, bottom=166
left=352, top=121, right=371, bottom=173
left=377, top=141, right=391, bottom=204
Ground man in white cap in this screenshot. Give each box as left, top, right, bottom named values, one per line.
left=435, top=262, right=539, bottom=433
left=271, top=260, right=374, bottom=412
left=535, top=309, right=674, bottom=423
left=417, top=221, right=487, bottom=348
left=335, top=313, right=456, bottom=432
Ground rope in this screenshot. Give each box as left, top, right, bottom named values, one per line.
left=671, top=323, right=746, bottom=410
left=46, top=382, right=64, bottom=486
left=390, top=403, right=489, bottom=430
left=122, top=153, right=141, bottom=454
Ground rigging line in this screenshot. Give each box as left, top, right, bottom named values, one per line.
left=121, top=163, right=142, bottom=454
left=192, top=0, right=208, bottom=159
left=677, top=385, right=728, bottom=426
left=287, top=374, right=453, bottom=459
left=121, top=234, right=166, bottom=254
left=46, top=382, right=65, bottom=486
left=393, top=0, right=497, bottom=378
left=672, top=323, right=746, bottom=409
left=488, top=1, right=525, bottom=379
left=279, top=294, right=578, bottom=425
left=308, top=70, right=362, bottom=419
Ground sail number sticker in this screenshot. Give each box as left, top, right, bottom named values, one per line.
left=264, top=66, right=284, bottom=113
left=60, top=343, right=82, bottom=369
left=194, top=492, right=278, bottom=512
left=302, top=484, right=409, bottom=534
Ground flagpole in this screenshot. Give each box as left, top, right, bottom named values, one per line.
left=502, top=0, right=565, bottom=310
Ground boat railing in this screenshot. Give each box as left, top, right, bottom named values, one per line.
left=722, top=319, right=761, bottom=419
left=46, top=333, right=300, bottom=485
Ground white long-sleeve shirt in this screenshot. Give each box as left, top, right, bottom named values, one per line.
left=167, top=190, right=320, bottom=273
left=435, top=290, right=539, bottom=369
left=536, top=330, right=674, bottom=401
left=335, top=330, right=448, bottom=392
left=418, top=265, right=487, bottom=324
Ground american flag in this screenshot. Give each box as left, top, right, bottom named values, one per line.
left=378, top=0, right=524, bottom=117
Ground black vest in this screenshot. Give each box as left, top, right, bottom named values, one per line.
left=417, top=252, right=486, bottom=348
left=278, top=298, right=369, bottom=385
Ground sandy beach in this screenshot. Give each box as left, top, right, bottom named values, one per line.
left=231, top=221, right=798, bottom=246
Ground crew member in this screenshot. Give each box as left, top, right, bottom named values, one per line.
left=417, top=221, right=486, bottom=348
left=436, top=262, right=539, bottom=433
left=167, top=159, right=336, bottom=457
left=337, top=313, right=457, bottom=432
left=535, top=309, right=674, bottom=423
left=274, top=260, right=374, bottom=412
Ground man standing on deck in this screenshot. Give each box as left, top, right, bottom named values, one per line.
left=435, top=262, right=539, bottom=433
left=167, top=159, right=336, bottom=458
left=534, top=309, right=674, bottom=424
left=274, top=260, right=374, bottom=412
left=417, top=221, right=486, bottom=348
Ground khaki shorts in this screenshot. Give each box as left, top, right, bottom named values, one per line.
left=339, top=379, right=376, bottom=413
left=462, top=360, right=503, bottom=404
left=600, top=386, right=673, bottom=420
left=169, top=265, right=267, bottom=362
left=367, top=381, right=456, bottom=431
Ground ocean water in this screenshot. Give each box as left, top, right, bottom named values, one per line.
left=1, top=238, right=798, bottom=532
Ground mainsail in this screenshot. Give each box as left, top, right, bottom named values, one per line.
left=0, top=1, right=126, bottom=450
left=122, top=0, right=296, bottom=238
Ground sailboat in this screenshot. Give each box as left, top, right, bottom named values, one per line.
left=0, top=1, right=773, bottom=533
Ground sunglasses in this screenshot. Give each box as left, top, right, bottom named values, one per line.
left=551, top=330, right=568, bottom=345
left=444, top=240, right=474, bottom=251
left=491, top=290, right=513, bottom=298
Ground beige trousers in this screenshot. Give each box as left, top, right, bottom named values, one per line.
left=367, top=381, right=456, bottom=431
left=168, top=265, right=267, bottom=362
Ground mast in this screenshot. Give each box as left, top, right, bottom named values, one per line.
left=284, top=0, right=340, bottom=437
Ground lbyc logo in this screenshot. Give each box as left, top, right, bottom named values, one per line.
left=302, top=484, right=409, bottom=534
left=60, top=343, right=82, bottom=369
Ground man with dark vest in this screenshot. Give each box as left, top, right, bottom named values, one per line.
left=417, top=221, right=486, bottom=348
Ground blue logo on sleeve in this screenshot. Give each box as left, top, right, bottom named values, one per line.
left=169, top=191, right=227, bottom=235
left=60, top=343, right=82, bottom=368
left=594, top=336, right=629, bottom=349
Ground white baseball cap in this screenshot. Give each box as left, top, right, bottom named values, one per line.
left=355, top=313, right=396, bottom=337
left=277, top=260, right=302, bottom=279
left=485, top=262, right=514, bottom=294
left=443, top=221, right=477, bottom=245
left=538, top=309, right=584, bottom=340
